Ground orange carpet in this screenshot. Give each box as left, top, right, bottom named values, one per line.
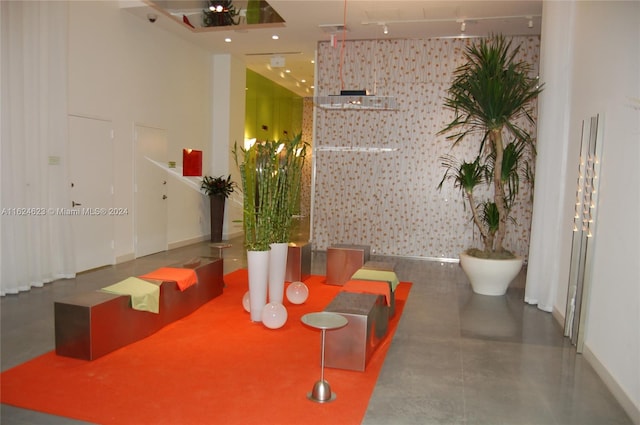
left=1, top=270, right=411, bottom=425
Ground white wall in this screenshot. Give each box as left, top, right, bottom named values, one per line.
left=572, top=2, right=639, bottom=421
left=68, top=1, right=218, bottom=259
left=534, top=1, right=639, bottom=421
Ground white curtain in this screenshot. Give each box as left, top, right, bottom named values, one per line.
left=525, top=1, right=575, bottom=312
left=1, top=1, right=75, bottom=295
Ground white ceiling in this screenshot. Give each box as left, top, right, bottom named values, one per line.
left=122, top=0, right=542, bottom=97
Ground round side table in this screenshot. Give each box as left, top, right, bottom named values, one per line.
left=301, top=311, right=348, bottom=403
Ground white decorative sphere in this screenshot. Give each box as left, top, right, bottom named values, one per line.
left=242, top=291, right=251, bottom=312
left=261, top=302, right=288, bottom=329
left=286, top=281, right=309, bottom=305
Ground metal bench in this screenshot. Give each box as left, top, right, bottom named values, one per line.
left=323, top=291, right=389, bottom=371
left=325, top=244, right=370, bottom=286
left=54, top=257, right=224, bottom=360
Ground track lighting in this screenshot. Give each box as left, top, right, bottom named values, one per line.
left=362, top=14, right=542, bottom=34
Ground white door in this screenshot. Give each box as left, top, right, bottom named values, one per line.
left=68, top=115, right=115, bottom=272
left=134, top=124, right=168, bottom=257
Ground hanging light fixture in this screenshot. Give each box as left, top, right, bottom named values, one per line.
left=313, top=0, right=397, bottom=110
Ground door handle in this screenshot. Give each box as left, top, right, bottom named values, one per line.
left=72, top=201, right=82, bottom=207
left=162, top=195, right=167, bottom=200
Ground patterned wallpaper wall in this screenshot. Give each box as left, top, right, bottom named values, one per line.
left=300, top=97, right=314, bottom=219
left=312, top=37, right=540, bottom=259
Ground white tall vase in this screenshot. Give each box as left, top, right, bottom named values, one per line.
left=247, top=250, right=270, bottom=322
left=268, top=242, right=289, bottom=304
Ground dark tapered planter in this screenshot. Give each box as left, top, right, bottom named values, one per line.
left=209, top=195, right=226, bottom=242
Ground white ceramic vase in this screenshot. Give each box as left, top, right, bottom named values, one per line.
left=247, top=250, right=270, bottom=322
left=268, top=242, right=289, bottom=304
left=459, top=252, right=523, bottom=296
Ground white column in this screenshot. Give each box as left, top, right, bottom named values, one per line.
left=210, top=54, right=246, bottom=238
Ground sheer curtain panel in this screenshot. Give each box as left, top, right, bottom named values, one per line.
left=1, top=1, right=75, bottom=295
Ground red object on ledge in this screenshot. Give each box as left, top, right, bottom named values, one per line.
left=183, top=149, right=202, bottom=176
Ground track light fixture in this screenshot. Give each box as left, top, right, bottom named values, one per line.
left=362, top=14, right=542, bottom=35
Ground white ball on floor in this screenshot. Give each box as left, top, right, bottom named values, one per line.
left=262, top=302, right=287, bottom=329
left=286, top=281, right=309, bottom=304
left=242, top=291, right=251, bottom=312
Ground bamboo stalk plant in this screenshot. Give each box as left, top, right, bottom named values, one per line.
left=233, top=133, right=307, bottom=251
left=270, top=133, right=307, bottom=244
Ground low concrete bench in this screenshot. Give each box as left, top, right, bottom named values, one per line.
left=54, top=257, right=224, bottom=360
left=323, top=291, right=389, bottom=371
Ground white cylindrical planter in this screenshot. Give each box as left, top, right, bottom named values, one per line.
left=247, top=250, right=270, bottom=322
left=459, top=252, right=523, bottom=296
left=268, top=242, right=289, bottom=304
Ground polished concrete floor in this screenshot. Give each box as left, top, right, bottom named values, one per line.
left=1, top=237, right=632, bottom=424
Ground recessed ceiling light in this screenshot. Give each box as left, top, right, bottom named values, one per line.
left=272, top=34, right=279, bottom=40
left=224, top=37, right=232, bottom=43
left=285, top=69, right=291, bottom=73
left=301, top=79, right=306, bottom=83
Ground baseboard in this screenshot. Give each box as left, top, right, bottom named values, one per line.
left=116, top=253, right=135, bottom=264
left=168, top=235, right=209, bottom=250
left=224, top=230, right=243, bottom=240
left=552, top=306, right=565, bottom=328
left=116, top=234, right=242, bottom=264
left=582, top=345, right=640, bottom=424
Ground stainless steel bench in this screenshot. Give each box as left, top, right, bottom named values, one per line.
left=54, top=257, right=224, bottom=360
left=323, top=291, right=389, bottom=371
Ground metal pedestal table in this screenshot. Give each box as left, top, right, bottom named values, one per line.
left=301, top=312, right=348, bottom=403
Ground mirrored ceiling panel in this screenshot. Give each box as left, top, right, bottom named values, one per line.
left=151, top=0, right=284, bottom=31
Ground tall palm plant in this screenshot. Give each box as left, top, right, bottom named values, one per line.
left=438, top=34, right=543, bottom=257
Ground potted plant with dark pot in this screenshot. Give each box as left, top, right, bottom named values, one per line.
left=438, top=34, right=543, bottom=296
left=201, top=174, right=236, bottom=243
